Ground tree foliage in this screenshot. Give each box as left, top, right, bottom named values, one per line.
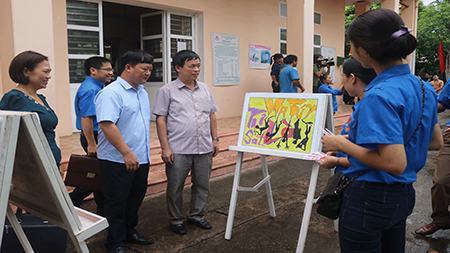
left=415, top=0, right=450, bottom=75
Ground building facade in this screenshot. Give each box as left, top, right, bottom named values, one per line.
left=0, top=0, right=418, bottom=137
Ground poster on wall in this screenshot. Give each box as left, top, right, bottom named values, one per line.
left=212, top=33, right=240, bottom=85
left=238, top=93, right=323, bottom=155
left=248, top=44, right=271, bottom=69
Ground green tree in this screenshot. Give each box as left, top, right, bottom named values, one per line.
left=415, top=0, right=450, bottom=76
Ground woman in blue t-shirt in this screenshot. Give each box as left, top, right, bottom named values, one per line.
left=321, top=9, right=443, bottom=252
left=318, top=73, right=343, bottom=114
left=318, top=58, right=376, bottom=172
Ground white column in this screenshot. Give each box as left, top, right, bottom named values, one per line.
left=302, top=0, right=315, bottom=93
left=400, top=0, right=419, bottom=72
left=381, top=0, right=400, bottom=13
left=355, top=0, right=370, bottom=16
left=286, top=0, right=315, bottom=93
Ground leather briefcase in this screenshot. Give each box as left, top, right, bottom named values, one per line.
left=64, top=154, right=103, bottom=192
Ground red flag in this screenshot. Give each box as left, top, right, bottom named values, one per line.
left=438, top=40, right=445, bottom=74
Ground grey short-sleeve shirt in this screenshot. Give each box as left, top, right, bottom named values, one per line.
left=153, top=79, right=218, bottom=154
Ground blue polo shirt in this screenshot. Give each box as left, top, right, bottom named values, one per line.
left=279, top=65, right=300, bottom=93
left=318, top=83, right=343, bottom=113
left=344, top=64, right=438, bottom=184
left=95, top=77, right=151, bottom=165
left=74, top=76, right=104, bottom=133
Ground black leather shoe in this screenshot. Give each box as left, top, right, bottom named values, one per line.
left=124, top=231, right=154, bottom=245
left=109, top=246, right=126, bottom=253
left=169, top=223, right=187, bottom=235
left=187, top=218, right=212, bottom=229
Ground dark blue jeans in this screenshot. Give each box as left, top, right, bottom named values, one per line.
left=339, top=181, right=415, bottom=253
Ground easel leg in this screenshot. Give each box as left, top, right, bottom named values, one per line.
left=295, top=163, right=320, bottom=253
left=6, top=205, right=34, bottom=253
left=261, top=155, right=276, bottom=217
left=68, top=231, right=90, bottom=253
left=224, top=151, right=244, bottom=240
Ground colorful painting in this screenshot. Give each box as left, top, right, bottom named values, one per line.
left=241, top=97, right=318, bottom=154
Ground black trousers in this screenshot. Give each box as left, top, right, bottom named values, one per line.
left=69, top=132, right=105, bottom=215
left=100, top=159, right=149, bottom=249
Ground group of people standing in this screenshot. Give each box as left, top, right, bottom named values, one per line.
left=0, top=49, right=218, bottom=253
left=270, top=52, right=343, bottom=114
left=270, top=8, right=449, bottom=253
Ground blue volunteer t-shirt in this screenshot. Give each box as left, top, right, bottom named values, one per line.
left=74, top=76, right=104, bottom=132
left=279, top=65, right=300, bottom=93
left=344, top=64, right=438, bottom=184
left=318, top=83, right=343, bottom=113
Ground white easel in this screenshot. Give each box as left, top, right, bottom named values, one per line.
left=224, top=93, right=334, bottom=253
left=0, top=111, right=108, bottom=253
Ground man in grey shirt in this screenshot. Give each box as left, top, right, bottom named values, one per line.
left=153, top=50, right=219, bottom=235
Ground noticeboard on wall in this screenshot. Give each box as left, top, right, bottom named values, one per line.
left=212, top=32, right=240, bottom=85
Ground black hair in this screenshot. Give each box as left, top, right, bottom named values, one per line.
left=9, top=51, right=48, bottom=85
left=418, top=70, right=430, bottom=81
left=84, top=56, right=111, bottom=75
left=271, top=53, right=284, bottom=65
left=284, top=54, right=298, bottom=65
left=314, top=54, right=324, bottom=64
left=172, top=50, right=200, bottom=71
left=342, top=58, right=377, bottom=85
left=116, top=50, right=154, bottom=75
left=347, top=8, right=417, bottom=64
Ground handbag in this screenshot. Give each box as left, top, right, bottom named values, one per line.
left=316, top=78, right=426, bottom=220
left=64, top=154, right=103, bottom=192
left=1, top=208, right=68, bottom=253
left=316, top=172, right=354, bottom=219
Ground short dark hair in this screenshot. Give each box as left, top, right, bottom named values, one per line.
left=9, top=51, right=48, bottom=84
left=84, top=56, right=111, bottom=76
left=172, top=50, right=200, bottom=71
left=347, top=8, right=416, bottom=64
left=116, top=50, right=154, bottom=75
left=284, top=55, right=298, bottom=65
left=342, top=58, right=377, bottom=85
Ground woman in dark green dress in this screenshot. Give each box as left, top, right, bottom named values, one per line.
left=0, top=51, right=61, bottom=166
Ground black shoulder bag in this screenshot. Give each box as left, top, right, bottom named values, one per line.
left=316, top=79, right=425, bottom=220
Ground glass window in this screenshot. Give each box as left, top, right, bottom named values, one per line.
left=68, top=59, right=86, bottom=83
left=142, top=15, right=162, bottom=37
left=280, top=28, right=287, bottom=41
left=170, top=38, right=193, bottom=80
left=314, top=12, right=321, bottom=24
left=314, top=47, right=322, bottom=55
left=314, top=34, right=321, bottom=46
left=280, top=43, right=287, bottom=55
left=68, top=29, right=100, bottom=55
left=280, top=2, right=287, bottom=17
left=170, top=15, right=192, bottom=36
left=143, top=39, right=163, bottom=58
left=149, top=62, right=163, bottom=82
left=66, top=0, right=99, bottom=27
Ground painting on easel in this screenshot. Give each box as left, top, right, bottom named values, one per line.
left=241, top=95, right=318, bottom=154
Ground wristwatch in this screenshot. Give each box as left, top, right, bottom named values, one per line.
left=213, top=137, right=220, bottom=142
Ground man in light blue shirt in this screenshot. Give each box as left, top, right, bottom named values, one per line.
left=279, top=54, right=305, bottom=93
left=71, top=56, right=113, bottom=215
left=95, top=50, right=153, bottom=253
